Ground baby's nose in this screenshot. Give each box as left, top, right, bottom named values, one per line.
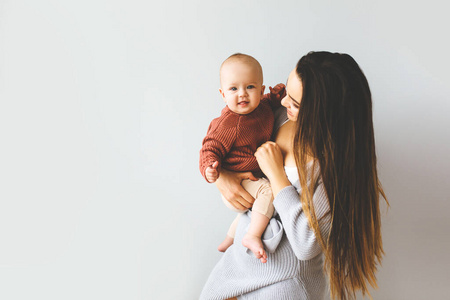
left=239, top=89, right=248, bottom=96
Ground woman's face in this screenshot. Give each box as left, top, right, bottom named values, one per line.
left=281, top=69, right=302, bottom=122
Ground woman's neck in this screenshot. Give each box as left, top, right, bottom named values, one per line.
left=276, top=121, right=315, bottom=168
left=274, top=121, right=296, bottom=167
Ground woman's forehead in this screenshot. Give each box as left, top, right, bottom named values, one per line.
left=286, top=69, right=302, bottom=100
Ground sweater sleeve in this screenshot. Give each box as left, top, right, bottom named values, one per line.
left=199, top=115, right=238, bottom=182
left=273, top=182, right=331, bottom=260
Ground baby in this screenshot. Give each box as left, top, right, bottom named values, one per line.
left=199, top=53, right=285, bottom=263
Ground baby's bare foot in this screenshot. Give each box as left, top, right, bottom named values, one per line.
left=218, top=236, right=234, bottom=252
left=242, top=233, right=267, bottom=263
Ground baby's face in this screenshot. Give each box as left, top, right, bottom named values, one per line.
left=219, top=61, right=265, bottom=115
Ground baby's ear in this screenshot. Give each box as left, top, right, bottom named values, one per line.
left=261, top=85, right=266, bottom=96
left=219, top=89, right=226, bottom=102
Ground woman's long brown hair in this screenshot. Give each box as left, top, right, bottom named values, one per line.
left=293, top=52, right=388, bottom=299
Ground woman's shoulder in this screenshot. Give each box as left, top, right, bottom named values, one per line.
left=273, top=106, right=289, bottom=131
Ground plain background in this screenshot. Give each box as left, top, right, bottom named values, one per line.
left=1, top=0, right=449, bottom=299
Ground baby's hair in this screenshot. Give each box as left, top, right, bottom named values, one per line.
left=220, top=53, right=263, bottom=83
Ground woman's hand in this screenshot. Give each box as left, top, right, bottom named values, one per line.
left=255, top=141, right=291, bottom=196
left=255, top=141, right=285, bottom=181
left=215, top=169, right=258, bottom=211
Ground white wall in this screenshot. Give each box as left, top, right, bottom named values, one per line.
left=1, top=0, right=449, bottom=299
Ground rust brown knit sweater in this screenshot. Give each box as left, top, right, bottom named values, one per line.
left=199, top=93, right=283, bottom=182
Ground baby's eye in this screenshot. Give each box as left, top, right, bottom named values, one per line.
left=247, top=85, right=255, bottom=89
left=230, top=87, right=237, bottom=91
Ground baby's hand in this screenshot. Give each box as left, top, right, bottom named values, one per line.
left=269, top=83, right=286, bottom=100
left=206, top=161, right=220, bottom=183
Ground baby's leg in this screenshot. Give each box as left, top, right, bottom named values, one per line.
left=242, top=211, right=270, bottom=263
left=241, top=178, right=274, bottom=263
left=218, top=196, right=248, bottom=252
left=218, top=213, right=242, bottom=252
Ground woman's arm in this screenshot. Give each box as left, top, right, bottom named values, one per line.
left=255, top=141, right=331, bottom=260
left=273, top=183, right=331, bottom=260
left=215, top=169, right=258, bottom=211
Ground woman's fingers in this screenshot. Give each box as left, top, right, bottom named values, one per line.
left=238, top=189, right=255, bottom=207
left=230, top=199, right=249, bottom=211
left=263, top=141, right=278, bottom=147
left=220, top=188, right=254, bottom=209
left=227, top=187, right=254, bottom=210
left=214, top=169, right=255, bottom=210
left=254, top=141, right=285, bottom=182
left=258, top=141, right=278, bottom=149
left=255, top=141, right=279, bottom=157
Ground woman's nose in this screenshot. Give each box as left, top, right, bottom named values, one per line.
left=281, top=95, right=288, bottom=107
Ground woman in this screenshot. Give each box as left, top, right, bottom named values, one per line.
left=200, top=51, right=388, bottom=300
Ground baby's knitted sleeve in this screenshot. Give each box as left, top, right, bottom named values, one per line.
left=199, top=114, right=238, bottom=182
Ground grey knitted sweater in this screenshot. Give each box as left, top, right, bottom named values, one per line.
left=200, top=108, right=332, bottom=300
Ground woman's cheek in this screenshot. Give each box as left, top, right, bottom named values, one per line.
left=292, top=108, right=300, bottom=119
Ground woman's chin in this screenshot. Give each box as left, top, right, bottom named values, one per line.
left=286, top=110, right=297, bottom=121
left=287, top=115, right=297, bottom=122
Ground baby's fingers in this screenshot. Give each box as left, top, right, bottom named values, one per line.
left=206, top=168, right=217, bottom=176
left=273, top=84, right=286, bottom=95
